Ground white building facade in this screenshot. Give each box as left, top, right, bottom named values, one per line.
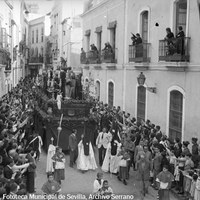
left=81, top=0, right=200, bottom=142
left=61, top=16, right=82, bottom=71
left=0, top=0, right=14, bottom=96
left=50, top=0, right=84, bottom=70
left=28, top=16, right=46, bottom=77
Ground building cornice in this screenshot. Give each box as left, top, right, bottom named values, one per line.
left=80, top=0, right=110, bottom=17
left=29, top=16, right=45, bottom=24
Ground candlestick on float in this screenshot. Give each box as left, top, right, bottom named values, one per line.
left=57, top=113, right=63, bottom=146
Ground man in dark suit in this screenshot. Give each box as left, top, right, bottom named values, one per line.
left=69, top=129, right=78, bottom=167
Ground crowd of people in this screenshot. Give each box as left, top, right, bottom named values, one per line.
left=42, top=67, right=83, bottom=101
left=87, top=101, right=200, bottom=200
left=1, top=73, right=199, bottom=200
left=0, top=76, right=43, bottom=197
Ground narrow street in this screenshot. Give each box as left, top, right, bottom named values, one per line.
left=35, top=149, right=177, bottom=200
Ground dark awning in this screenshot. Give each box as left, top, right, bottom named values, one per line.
left=107, top=21, right=117, bottom=29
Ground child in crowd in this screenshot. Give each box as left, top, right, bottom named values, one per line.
left=194, top=174, right=200, bottom=200
left=190, top=173, right=198, bottom=200
left=156, top=165, right=174, bottom=200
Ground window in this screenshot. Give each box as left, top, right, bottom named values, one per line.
left=141, top=11, right=148, bottom=43
left=96, top=32, right=102, bottom=52
left=169, top=90, right=183, bottom=141
left=32, top=30, right=34, bottom=43
left=1, top=28, right=7, bottom=48
left=137, top=86, right=146, bottom=122
left=85, top=30, right=91, bottom=51
left=176, top=0, right=187, bottom=34
left=108, top=81, right=114, bottom=107
left=36, top=29, right=38, bottom=43
left=95, top=26, right=102, bottom=52
left=31, top=48, right=34, bottom=57
left=35, top=47, right=38, bottom=57
left=110, top=28, right=116, bottom=50
left=108, top=21, right=117, bottom=59
left=41, top=28, right=44, bottom=42
left=86, top=35, right=90, bottom=52
left=96, top=81, right=100, bottom=100
left=41, top=47, right=43, bottom=56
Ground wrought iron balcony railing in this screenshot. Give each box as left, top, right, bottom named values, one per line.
left=86, top=50, right=101, bottom=64
left=129, top=43, right=150, bottom=63
left=80, top=52, right=87, bottom=64
left=80, top=48, right=117, bottom=64
left=159, top=37, right=190, bottom=62
left=101, top=48, right=117, bottom=63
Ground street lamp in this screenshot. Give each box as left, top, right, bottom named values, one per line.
left=137, top=72, right=157, bottom=93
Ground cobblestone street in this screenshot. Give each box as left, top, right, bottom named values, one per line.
left=35, top=149, right=177, bottom=200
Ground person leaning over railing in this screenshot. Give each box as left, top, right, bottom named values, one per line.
left=164, top=28, right=175, bottom=55
left=131, top=33, right=143, bottom=58
left=102, top=42, right=114, bottom=59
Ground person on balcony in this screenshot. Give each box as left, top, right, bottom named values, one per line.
left=131, top=33, right=143, bottom=58
left=103, top=42, right=113, bottom=52
left=175, top=26, right=185, bottom=55
left=164, top=28, right=175, bottom=55
left=90, top=44, right=99, bottom=60
left=102, top=42, right=114, bottom=60
left=91, top=44, right=98, bottom=52
left=80, top=48, right=86, bottom=63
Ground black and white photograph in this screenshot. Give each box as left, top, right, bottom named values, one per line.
left=0, top=0, right=199, bottom=199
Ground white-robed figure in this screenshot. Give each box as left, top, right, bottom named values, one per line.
left=56, top=91, right=62, bottom=110
left=46, top=144, right=56, bottom=173
left=77, top=134, right=97, bottom=172
left=102, top=131, right=121, bottom=173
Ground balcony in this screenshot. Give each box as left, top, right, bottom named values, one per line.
left=80, top=48, right=117, bottom=64
left=101, top=49, right=117, bottom=63
left=86, top=50, right=101, bottom=64
left=0, top=48, right=9, bottom=65
left=80, top=52, right=87, bottom=64
left=159, top=37, right=190, bottom=62
left=29, top=56, right=44, bottom=63
left=129, top=43, right=150, bottom=63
